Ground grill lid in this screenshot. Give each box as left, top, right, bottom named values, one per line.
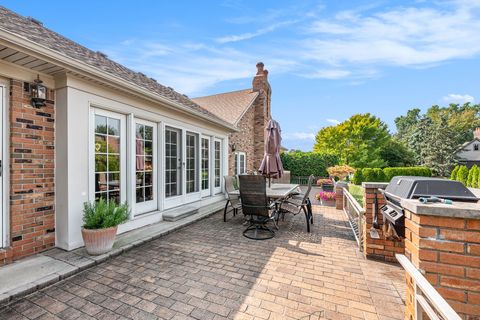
left=384, top=176, right=479, bottom=202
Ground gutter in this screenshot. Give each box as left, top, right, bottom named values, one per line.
left=0, top=28, right=238, bottom=132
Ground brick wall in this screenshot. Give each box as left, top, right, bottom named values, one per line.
left=3, top=79, right=56, bottom=264
left=362, top=183, right=404, bottom=263
left=404, top=210, right=480, bottom=319
left=228, top=106, right=255, bottom=175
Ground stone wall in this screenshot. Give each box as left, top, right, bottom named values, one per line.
left=3, top=79, right=56, bottom=264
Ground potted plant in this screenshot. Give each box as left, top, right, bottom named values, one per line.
left=316, top=178, right=334, bottom=191
left=81, top=199, right=130, bottom=255
left=316, top=191, right=336, bottom=207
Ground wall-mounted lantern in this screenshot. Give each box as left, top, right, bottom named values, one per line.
left=31, top=75, right=47, bottom=108
left=230, top=143, right=236, bottom=152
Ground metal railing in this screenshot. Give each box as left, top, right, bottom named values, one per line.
left=396, top=254, right=461, bottom=320
left=342, top=187, right=365, bottom=250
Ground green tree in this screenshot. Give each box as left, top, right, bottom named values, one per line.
left=379, top=138, right=415, bottom=167
left=450, top=165, right=459, bottom=180
left=314, top=113, right=390, bottom=168
left=457, top=165, right=469, bottom=185
left=467, top=166, right=475, bottom=187
left=405, top=116, right=457, bottom=177
left=471, top=165, right=479, bottom=188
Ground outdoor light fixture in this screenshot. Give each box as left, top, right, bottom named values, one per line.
left=230, top=143, right=236, bottom=152
left=31, top=75, right=47, bottom=108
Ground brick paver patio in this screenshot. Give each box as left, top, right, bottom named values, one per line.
left=0, top=206, right=405, bottom=320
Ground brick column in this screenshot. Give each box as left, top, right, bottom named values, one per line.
left=403, top=200, right=480, bottom=319
left=335, top=181, right=348, bottom=210
left=362, top=182, right=404, bottom=262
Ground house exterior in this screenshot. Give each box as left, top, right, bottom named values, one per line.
left=0, top=7, right=237, bottom=265
left=455, top=128, right=480, bottom=168
left=192, top=62, right=271, bottom=176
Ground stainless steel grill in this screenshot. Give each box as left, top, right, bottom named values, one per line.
left=380, top=176, right=478, bottom=237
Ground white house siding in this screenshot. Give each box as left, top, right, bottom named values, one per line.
left=55, top=75, right=229, bottom=250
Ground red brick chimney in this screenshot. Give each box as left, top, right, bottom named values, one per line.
left=252, top=62, right=272, bottom=169
left=474, top=127, right=480, bottom=139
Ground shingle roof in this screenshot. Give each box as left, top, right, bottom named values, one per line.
left=0, top=6, right=230, bottom=126
left=192, top=89, right=259, bottom=125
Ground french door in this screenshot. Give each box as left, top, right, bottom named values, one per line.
left=0, top=85, right=4, bottom=246
left=213, top=139, right=222, bottom=194
left=135, top=119, right=157, bottom=214
left=165, top=126, right=182, bottom=199
left=201, top=136, right=211, bottom=197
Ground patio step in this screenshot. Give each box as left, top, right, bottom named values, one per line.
left=162, top=205, right=199, bottom=221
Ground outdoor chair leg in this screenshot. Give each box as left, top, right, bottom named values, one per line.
left=302, top=206, right=310, bottom=233
left=307, top=198, right=313, bottom=224
left=223, top=200, right=230, bottom=222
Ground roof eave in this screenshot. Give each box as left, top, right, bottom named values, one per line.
left=233, top=91, right=259, bottom=126
left=0, top=28, right=238, bottom=132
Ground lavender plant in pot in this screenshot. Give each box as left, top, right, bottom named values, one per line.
left=81, top=199, right=130, bottom=255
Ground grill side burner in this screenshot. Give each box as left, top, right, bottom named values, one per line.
left=380, top=176, right=479, bottom=238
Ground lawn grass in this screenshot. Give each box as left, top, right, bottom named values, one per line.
left=348, top=183, right=364, bottom=207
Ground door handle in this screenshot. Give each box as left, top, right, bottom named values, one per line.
left=0, top=160, right=2, bottom=177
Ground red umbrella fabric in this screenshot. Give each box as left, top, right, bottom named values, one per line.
left=259, top=119, right=284, bottom=179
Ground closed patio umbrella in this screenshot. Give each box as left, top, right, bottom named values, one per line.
left=259, top=119, right=284, bottom=186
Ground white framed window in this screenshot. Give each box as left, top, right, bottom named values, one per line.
left=201, top=137, right=210, bottom=196
left=91, top=109, right=126, bottom=204
left=214, top=139, right=222, bottom=194
left=234, top=152, right=246, bottom=175
left=135, top=119, right=157, bottom=214
left=474, top=144, right=479, bottom=151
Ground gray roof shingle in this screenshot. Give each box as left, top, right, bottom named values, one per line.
left=0, top=6, right=230, bottom=126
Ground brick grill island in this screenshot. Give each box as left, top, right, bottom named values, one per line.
left=402, top=199, right=480, bottom=319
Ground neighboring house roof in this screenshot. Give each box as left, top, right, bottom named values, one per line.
left=0, top=6, right=234, bottom=130
left=455, top=138, right=480, bottom=154
left=192, top=89, right=259, bottom=126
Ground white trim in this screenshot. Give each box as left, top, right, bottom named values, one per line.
left=0, top=78, right=9, bottom=248
left=213, top=138, right=222, bottom=194
left=234, top=151, right=247, bottom=175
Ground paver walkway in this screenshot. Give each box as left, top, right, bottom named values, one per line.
left=0, top=206, right=405, bottom=320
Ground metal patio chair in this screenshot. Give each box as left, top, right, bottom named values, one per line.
left=280, top=174, right=314, bottom=232
left=238, top=175, right=279, bottom=240
left=223, top=175, right=242, bottom=222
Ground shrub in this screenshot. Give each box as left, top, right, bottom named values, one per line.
left=450, top=166, right=459, bottom=181
left=351, top=169, right=364, bottom=185
left=467, top=166, right=475, bottom=187
left=472, top=165, right=479, bottom=188
left=280, top=152, right=339, bottom=177
left=352, top=166, right=432, bottom=184
left=457, top=165, right=469, bottom=185
left=83, top=199, right=130, bottom=229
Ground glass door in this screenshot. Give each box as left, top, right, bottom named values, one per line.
left=165, top=126, right=182, bottom=199
left=213, top=139, right=222, bottom=194
left=185, top=132, right=198, bottom=195
left=201, top=136, right=210, bottom=197
left=135, top=120, right=157, bottom=214
left=0, top=85, right=3, bottom=246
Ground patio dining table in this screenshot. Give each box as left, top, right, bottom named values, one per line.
left=229, top=183, right=301, bottom=199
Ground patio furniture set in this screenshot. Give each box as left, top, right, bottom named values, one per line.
left=223, top=174, right=315, bottom=240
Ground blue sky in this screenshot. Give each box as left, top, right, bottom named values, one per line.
left=3, top=0, right=480, bottom=150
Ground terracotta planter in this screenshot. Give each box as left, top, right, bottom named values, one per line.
left=321, top=199, right=336, bottom=207
left=81, top=226, right=117, bottom=255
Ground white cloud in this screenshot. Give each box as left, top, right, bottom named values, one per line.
left=283, top=132, right=316, bottom=140
left=215, top=20, right=298, bottom=43
left=305, top=69, right=351, bottom=79
left=442, top=93, right=475, bottom=104
left=326, top=119, right=341, bottom=125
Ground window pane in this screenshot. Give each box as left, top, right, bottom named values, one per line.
left=108, top=155, right=120, bottom=171
left=201, top=138, right=209, bottom=191
left=95, top=135, right=107, bottom=153
left=95, top=115, right=107, bottom=134
left=144, top=126, right=153, bottom=141
left=136, top=124, right=144, bottom=139
left=145, top=187, right=153, bottom=201
left=215, top=141, right=221, bottom=188
left=95, top=173, right=107, bottom=192
left=108, top=136, right=120, bottom=154
left=108, top=118, right=120, bottom=136
left=186, top=132, right=197, bottom=193
left=145, top=141, right=153, bottom=156
left=135, top=123, right=155, bottom=205
left=108, top=173, right=120, bottom=191
left=95, top=155, right=107, bottom=172
left=136, top=187, right=144, bottom=203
